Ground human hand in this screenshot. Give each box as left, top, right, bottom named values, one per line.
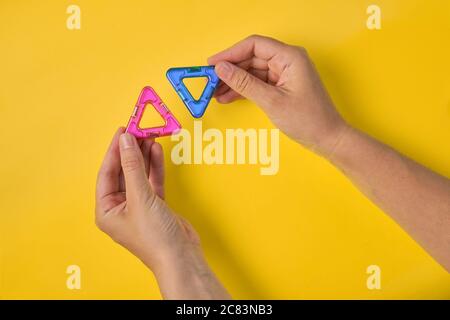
left=208, top=35, right=348, bottom=156
left=95, top=128, right=230, bottom=299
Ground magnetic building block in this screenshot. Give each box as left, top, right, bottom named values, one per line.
left=126, top=86, right=181, bottom=138
left=166, top=66, right=219, bottom=118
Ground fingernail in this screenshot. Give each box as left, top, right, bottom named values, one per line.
left=215, top=61, right=232, bottom=80
left=120, top=133, right=134, bottom=149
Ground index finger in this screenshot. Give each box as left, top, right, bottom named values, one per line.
left=207, top=35, right=287, bottom=65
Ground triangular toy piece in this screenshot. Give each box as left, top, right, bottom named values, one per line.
left=166, top=66, right=219, bottom=118
left=126, top=86, right=181, bottom=139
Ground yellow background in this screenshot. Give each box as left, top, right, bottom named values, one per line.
left=0, top=0, right=449, bottom=299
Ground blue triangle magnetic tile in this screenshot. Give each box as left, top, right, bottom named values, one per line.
left=166, top=66, right=219, bottom=118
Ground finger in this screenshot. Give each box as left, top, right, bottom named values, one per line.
left=248, top=68, right=269, bottom=82
left=141, top=138, right=155, bottom=177
left=215, top=68, right=268, bottom=104
left=119, top=133, right=152, bottom=205
left=267, top=69, right=280, bottom=85
left=96, top=127, right=125, bottom=214
left=216, top=90, right=242, bottom=104
left=214, top=81, right=230, bottom=96
left=214, top=61, right=279, bottom=110
left=237, top=57, right=269, bottom=71
left=208, top=35, right=286, bottom=65
left=149, top=142, right=165, bottom=200
left=215, top=68, right=268, bottom=103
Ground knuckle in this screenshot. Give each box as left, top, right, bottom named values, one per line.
left=234, top=72, right=252, bottom=93
left=121, top=156, right=141, bottom=173
left=284, top=44, right=307, bottom=57
left=247, top=34, right=283, bottom=47
left=296, top=45, right=307, bottom=55
left=246, top=34, right=261, bottom=41
left=298, top=47, right=309, bottom=61
left=294, top=46, right=309, bottom=60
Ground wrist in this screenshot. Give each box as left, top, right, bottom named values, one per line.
left=312, top=119, right=352, bottom=159
left=148, top=243, right=230, bottom=299
left=325, top=124, right=360, bottom=165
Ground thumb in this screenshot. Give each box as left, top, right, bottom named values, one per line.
left=119, top=133, right=152, bottom=204
left=214, top=61, right=278, bottom=109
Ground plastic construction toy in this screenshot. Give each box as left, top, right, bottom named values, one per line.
left=166, top=66, right=219, bottom=118
left=126, top=86, right=181, bottom=139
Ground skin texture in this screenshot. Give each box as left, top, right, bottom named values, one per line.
left=95, top=128, right=230, bottom=299
left=209, top=34, right=450, bottom=272
left=95, top=35, right=449, bottom=300
left=208, top=35, right=347, bottom=157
